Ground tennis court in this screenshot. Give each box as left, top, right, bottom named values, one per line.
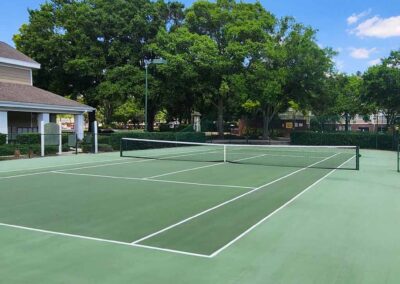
left=1, top=140, right=399, bottom=283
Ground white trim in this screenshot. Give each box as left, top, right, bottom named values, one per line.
left=121, top=137, right=357, bottom=149
left=0, top=100, right=94, bottom=114
left=209, top=155, right=356, bottom=257
left=130, top=153, right=339, bottom=245
left=0, top=56, right=40, bottom=69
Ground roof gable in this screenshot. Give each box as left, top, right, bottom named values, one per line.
left=0, top=41, right=40, bottom=69
left=0, top=82, right=94, bottom=113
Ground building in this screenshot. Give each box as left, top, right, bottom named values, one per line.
left=0, top=41, right=94, bottom=141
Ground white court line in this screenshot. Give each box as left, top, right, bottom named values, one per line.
left=56, top=148, right=221, bottom=173
left=0, top=222, right=211, bottom=258
left=0, top=171, right=53, bottom=180
left=0, top=148, right=221, bottom=180
left=0, top=159, right=151, bottom=180
left=209, top=155, right=356, bottom=257
left=0, top=157, right=126, bottom=174
left=145, top=162, right=224, bottom=179
left=130, top=153, right=340, bottom=245
left=145, top=153, right=269, bottom=179
left=52, top=171, right=254, bottom=190
left=228, top=152, right=331, bottom=159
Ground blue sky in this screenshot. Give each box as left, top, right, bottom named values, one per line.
left=1, top=0, right=399, bottom=74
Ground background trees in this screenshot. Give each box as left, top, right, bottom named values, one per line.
left=363, top=51, right=400, bottom=130
left=13, top=0, right=399, bottom=135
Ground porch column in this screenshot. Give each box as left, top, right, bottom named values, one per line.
left=0, top=111, right=8, bottom=143
left=74, top=114, right=84, bottom=140
left=38, top=113, right=49, bottom=157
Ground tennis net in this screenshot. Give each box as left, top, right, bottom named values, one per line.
left=120, top=138, right=359, bottom=170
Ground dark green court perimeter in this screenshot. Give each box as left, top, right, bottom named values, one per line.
left=0, top=149, right=399, bottom=283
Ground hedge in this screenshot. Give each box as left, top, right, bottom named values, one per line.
left=0, top=134, right=6, bottom=145
left=158, top=124, right=194, bottom=132
left=0, top=144, right=68, bottom=157
left=82, top=143, right=114, bottom=153
left=15, top=133, right=41, bottom=144
left=291, top=131, right=398, bottom=150
left=95, top=132, right=206, bottom=151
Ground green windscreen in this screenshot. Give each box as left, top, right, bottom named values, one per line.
left=44, top=123, right=60, bottom=146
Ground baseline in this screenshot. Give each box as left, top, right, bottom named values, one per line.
left=0, top=222, right=211, bottom=258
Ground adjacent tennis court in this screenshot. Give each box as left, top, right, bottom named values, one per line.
left=1, top=140, right=399, bottom=283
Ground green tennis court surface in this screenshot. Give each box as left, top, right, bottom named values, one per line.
left=0, top=148, right=399, bottom=283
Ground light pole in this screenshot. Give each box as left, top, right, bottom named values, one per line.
left=144, top=58, right=167, bottom=131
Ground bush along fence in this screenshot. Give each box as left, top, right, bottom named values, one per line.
left=81, top=131, right=207, bottom=153
left=291, top=131, right=399, bottom=151
left=0, top=133, right=73, bottom=159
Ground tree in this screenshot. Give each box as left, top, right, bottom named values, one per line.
left=242, top=17, right=335, bottom=138
left=363, top=51, right=400, bottom=129
left=333, top=74, right=364, bottom=131
left=184, top=0, right=275, bottom=137
left=14, top=0, right=170, bottom=126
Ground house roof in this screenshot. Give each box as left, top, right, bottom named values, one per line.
left=0, top=82, right=94, bottom=114
left=0, top=41, right=40, bottom=69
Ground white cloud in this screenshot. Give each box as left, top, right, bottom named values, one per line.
left=368, top=58, right=381, bottom=66
left=347, top=9, right=371, bottom=25
left=349, top=47, right=377, bottom=59
left=352, top=15, right=400, bottom=38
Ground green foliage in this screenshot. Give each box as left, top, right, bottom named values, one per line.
left=15, top=133, right=41, bottom=144
left=0, top=134, right=6, bottom=145
left=363, top=50, right=400, bottom=127
left=291, top=131, right=397, bottom=150
left=82, top=143, right=114, bottom=153
left=106, top=131, right=206, bottom=150
left=159, top=124, right=194, bottom=132
left=0, top=144, right=64, bottom=157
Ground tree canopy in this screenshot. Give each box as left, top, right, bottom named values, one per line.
left=14, top=0, right=397, bottom=134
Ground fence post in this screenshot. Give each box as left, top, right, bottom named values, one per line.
left=93, top=121, right=98, bottom=154
left=40, top=120, right=45, bottom=157
left=58, top=124, right=62, bottom=155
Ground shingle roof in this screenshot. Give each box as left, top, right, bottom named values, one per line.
left=0, top=41, right=39, bottom=65
left=0, top=82, right=93, bottom=110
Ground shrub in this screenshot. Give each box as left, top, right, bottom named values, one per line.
left=159, top=124, right=194, bottom=132
left=0, top=133, right=6, bottom=145
left=0, top=144, right=63, bottom=157
left=81, top=143, right=113, bottom=153
left=106, top=131, right=206, bottom=150
left=15, top=133, right=41, bottom=144
left=290, top=131, right=398, bottom=150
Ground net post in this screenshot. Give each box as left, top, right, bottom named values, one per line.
left=120, top=138, right=123, bottom=157
left=223, top=145, right=227, bottom=163
left=356, top=146, right=360, bottom=170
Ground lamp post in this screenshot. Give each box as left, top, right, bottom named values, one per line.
left=144, top=58, right=167, bottom=131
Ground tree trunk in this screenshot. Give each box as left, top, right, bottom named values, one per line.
left=262, top=109, right=269, bottom=140
left=217, top=96, right=224, bottom=138
left=147, top=107, right=156, bottom=132
left=345, top=112, right=349, bottom=132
